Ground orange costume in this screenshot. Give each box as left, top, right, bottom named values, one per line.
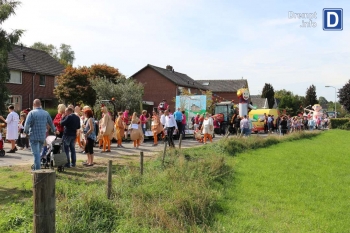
left=151, top=115, right=163, bottom=145
left=115, top=116, right=125, bottom=147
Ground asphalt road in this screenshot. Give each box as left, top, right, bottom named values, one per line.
left=0, top=135, right=224, bottom=167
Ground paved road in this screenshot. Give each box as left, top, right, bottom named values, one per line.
left=0, top=135, right=224, bottom=167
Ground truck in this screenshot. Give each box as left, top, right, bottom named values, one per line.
left=212, top=101, right=236, bottom=134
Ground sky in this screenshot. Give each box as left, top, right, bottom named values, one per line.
left=3, top=0, right=349, bottom=102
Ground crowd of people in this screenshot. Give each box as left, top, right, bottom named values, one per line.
left=0, top=97, right=333, bottom=170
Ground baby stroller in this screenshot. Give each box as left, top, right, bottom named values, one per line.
left=0, top=133, right=5, bottom=157
left=32, top=136, right=67, bottom=172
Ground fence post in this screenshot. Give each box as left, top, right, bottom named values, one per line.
left=32, top=170, right=56, bottom=233
left=162, top=141, right=168, bottom=166
left=107, top=160, right=112, bottom=199
left=140, top=151, right=144, bottom=175
left=178, top=134, right=183, bottom=149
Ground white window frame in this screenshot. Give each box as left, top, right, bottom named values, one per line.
left=8, top=70, right=22, bottom=84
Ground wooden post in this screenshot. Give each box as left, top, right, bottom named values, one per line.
left=140, top=151, right=144, bottom=175
left=107, top=160, right=112, bottom=199
left=32, top=170, right=56, bottom=233
left=178, top=134, right=183, bottom=149
left=162, top=141, right=168, bottom=166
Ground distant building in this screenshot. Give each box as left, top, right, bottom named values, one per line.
left=6, top=45, right=64, bottom=110
left=197, top=79, right=248, bottom=104
left=131, top=64, right=207, bottom=112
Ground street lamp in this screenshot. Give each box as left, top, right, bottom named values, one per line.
left=325, top=85, right=337, bottom=118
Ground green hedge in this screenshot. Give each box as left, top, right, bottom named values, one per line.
left=330, top=118, right=350, bottom=129
left=46, top=108, right=57, bottom=119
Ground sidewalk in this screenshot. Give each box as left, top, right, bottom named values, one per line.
left=0, top=136, right=223, bottom=167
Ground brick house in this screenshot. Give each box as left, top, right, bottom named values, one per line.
left=6, top=45, right=64, bottom=111
left=131, top=64, right=207, bottom=112
left=196, top=79, right=248, bottom=104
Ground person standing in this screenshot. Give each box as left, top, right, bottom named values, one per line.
left=23, top=99, right=56, bottom=170
left=53, top=104, right=66, bottom=138
left=173, top=108, right=183, bottom=140
left=123, top=109, right=129, bottom=139
left=100, top=106, right=114, bottom=153
left=60, top=107, right=81, bottom=168
left=0, top=105, right=19, bottom=153
left=74, top=106, right=84, bottom=151
left=280, top=116, right=288, bottom=136
left=194, top=113, right=200, bottom=130
left=181, top=110, right=187, bottom=137
left=115, top=112, right=125, bottom=148
left=151, top=111, right=163, bottom=146
left=130, top=112, right=143, bottom=148
left=82, top=109, right=96, bottom=166
left=17, top=113, right=30, bottom=150
left=240, top=115, right=249, bottom=137
left=164, top=110, right=178, bottom=148
left=140, top=110, right=150, bottom=135
left=201, top=113, right=213, bottom=144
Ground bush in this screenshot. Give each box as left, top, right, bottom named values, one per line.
left=46, top=108, right=57, bottom=119
left=339, top=121, right=350, bottom=130
left=329, top=118, right=350, bottom=129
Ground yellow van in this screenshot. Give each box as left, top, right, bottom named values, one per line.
left=249, top=109, right=280, bottom=133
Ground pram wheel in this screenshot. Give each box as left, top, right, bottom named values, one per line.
left=31, top=164, right=35, bottom=171
left=0, top=150, right=5, bottom=157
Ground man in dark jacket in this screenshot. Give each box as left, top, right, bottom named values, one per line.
left=60, top=107, right=81, bottom=167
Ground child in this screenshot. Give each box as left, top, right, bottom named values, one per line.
left=194, top=127, right=203, bottom=143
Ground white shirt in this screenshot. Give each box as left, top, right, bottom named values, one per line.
left=164, top=114, right=178, bottom=129
left=160, top=114, right=166, bottom=125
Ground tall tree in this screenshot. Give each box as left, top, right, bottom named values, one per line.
left=261, top=83, right=275, bottom=109
left=90, top=77, right=144, bottom=113
left=54, top=66, right=95, bottom=106
left=0, top=0, right=23, bottom=114
left=338, top=80, right=350, bottom=112
left=58, top=43, right=75, bottom=66
left=30, top=42, right=58, bottom=59
left=304, top=84, right=318, bottom=107
left=318, top=96, right=328, bottom=109
left=54, top=64, right=124, bottom=107
left=276, top=89, right=304, bottom=116
left=30, top=42, right=74, bottom=67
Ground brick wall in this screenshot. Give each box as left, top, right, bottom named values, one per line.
left=133, top=67, right=177, bottom=111
left=5, top=71, right=57, bottom=109
left=133, top=67, right=207, bottom=112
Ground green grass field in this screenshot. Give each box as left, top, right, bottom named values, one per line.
left=215, top=130, right=350, bottom=233
left=0, top=130, right=349, bottom=232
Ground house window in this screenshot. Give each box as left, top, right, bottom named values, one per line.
left=8, top=70, right=22, bottom=84
left=39, top=75, right=46, bottom=86
left=54, top=77, right=58, bottom=87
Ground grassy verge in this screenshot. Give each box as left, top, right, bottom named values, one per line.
left=0, top=132, right=323, bottom=232
left=214, top=130, right=350, bottom=232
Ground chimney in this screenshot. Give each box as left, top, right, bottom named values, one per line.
left=166, top=65, right=173, bottom=71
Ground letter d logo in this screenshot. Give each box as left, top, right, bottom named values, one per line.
left=323, top=8, right=343, bottom=31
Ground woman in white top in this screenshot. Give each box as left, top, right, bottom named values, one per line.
left=201, top=112, right=214, bottom=144
left=0, top=105, right=20, bottom=153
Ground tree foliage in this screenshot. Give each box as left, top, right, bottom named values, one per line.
left=276, top=90, right=304, bottom=116
left=304, top=84, right=318, bottom=107
left=318, top=96, right=328, bottom=109
left=338, top=80, right=350, bottom=112
left=261, top=83, right=275, bottom=108
left=90, top=77, right=144, bottom=114
left=30, top=42, right=75, bottom=67
left=0, top=0, right=23, bottom=114
left=54, top=64, right=127, bottom=107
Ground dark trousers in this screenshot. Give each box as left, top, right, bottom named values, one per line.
left=167, top=127, right=175, bottom=147
left=176, top=121, right=183, bottom=139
